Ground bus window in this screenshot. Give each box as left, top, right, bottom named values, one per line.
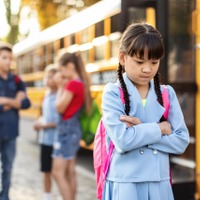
left=90, top=70, right=117, bottom=85
left=94, top=45, right=105, bottom=61
left=109, top=32, right=121, bottom=58
left=93, top=36, right=108, bottom=61
left=170, top=91, right=195, bottom=182
left=95, top=21, right=104, bottom=37
left=70, top=34, right=75, bottom=45
left=81, top=28, right=90, bottom=44
left=33, top=48, right=45, bottom=72
left=27, top=54, right=33, bottom=73
left=128, top=7, right=146, bottom=24
left=33, top=52, right=40, bottom=72
left=45, top=43, right=53, bottom=65
left=168, top=0, right=195, bottom=83
left=63, top=34, right=75, bottom=47
left=16, top=56, right=23, bottom=74
left=21, top=54, right=32, bottom=74
left=54, top=40, right=61, bottom=53
left=53, top=40, right=61, bottom=62
left=60, top=38, right=64, bottom=49
left=80, top=50, right=90, bottom=64
left=91, top=72, right=101, bottom=85
left=101, top=70, right=117, bottom=84
left=111, top=13, right=121, bottom=33
left=20, top=56, right=26, bottom=74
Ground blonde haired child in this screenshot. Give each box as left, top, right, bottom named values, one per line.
left=34, top=64, right=59, bottom=200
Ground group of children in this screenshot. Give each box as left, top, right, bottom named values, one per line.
left=33, top=22, right=189, bottom=200
left=33, top=53, right=91, bottom=200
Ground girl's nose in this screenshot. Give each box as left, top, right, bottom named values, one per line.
left=142, top=65, right=151, bottom=73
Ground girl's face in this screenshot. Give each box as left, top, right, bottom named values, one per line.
left=119, top=49, right=160, bottom=88
left=59, top=62, right=75, bottom=81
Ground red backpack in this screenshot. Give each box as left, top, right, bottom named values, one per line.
left=93, top=85, right=170, bottom=200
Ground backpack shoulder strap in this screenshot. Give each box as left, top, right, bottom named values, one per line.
left=14, top=75, right=21, bottom=91
left=162, top=85, right=170, bottom=120
left=117, top=86, right=125, bottom=104
left=117, top=84, right=169, bottom=119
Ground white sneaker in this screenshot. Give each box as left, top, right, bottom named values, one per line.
left=44, top=192, right=52, bottom=200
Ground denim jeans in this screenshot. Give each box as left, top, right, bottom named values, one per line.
left=0, top=138, right=16, bottom=200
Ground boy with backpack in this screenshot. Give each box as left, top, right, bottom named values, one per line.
left=0, top=42, right=31, bottom=200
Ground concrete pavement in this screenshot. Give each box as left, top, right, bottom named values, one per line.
left=8, top=118, right=96, bottom=200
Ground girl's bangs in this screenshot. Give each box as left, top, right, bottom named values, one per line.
left=127, top=33, right=164, bottom=60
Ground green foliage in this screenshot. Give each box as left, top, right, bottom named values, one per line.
left=36, top=0, right=61, bottom=30
left=22, top=0, right=101, bottom=30
left=3, top=0, right=101, bottom=43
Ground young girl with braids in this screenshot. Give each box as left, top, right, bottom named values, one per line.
left=52, top=52, right=91, bottom=200
left=101, top=23, right=189, bottom=200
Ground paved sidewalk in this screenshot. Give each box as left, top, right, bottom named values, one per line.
left=8, top=119, right=96, bottom=200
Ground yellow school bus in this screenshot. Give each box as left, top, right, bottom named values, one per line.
left=13, top=0, right=200, bottom=198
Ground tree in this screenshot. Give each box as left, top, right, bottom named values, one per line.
left=22, top=0, right=101, bottom=30
left=3, top=0, right=101, bottom=43
left=84, top=0, right=100, bottom=6
left=4, top=0, right=20, bottom=44
left=36, top=0, right=62, bottom=30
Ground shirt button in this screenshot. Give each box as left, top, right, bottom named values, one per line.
left=139, top=149, right=144, bottom=155
left=153, top=149, right=158, bottom=155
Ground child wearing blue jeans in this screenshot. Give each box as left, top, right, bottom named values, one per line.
left=0, top=42, right=31, bottom=200
left=33, top=65, right=58, bottom=200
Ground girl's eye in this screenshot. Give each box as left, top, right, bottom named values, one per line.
left=152, top=61, right=158, bottom=65
left=135, top=61, right=143, bottom=64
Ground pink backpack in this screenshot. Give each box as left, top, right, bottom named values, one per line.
left=93, top=85, right=170, bottom=200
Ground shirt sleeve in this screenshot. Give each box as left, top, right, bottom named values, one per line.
left=15, top=76, right=26, bottom=92
left=102, top=83, right=162, bottom=154
left=0, top=105, right=4, bottom=113
left=20, top=98, right=31, bottom=109
left=148, top=85, right=190, bottom=154
left=65, top=81, right=78, bottom=94
left=17, top=78, right=31, bottom=109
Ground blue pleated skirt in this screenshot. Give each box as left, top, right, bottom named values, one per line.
left=103, top=180, right=174, bottom=200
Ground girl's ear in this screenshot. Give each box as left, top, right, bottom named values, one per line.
left=119, top=51, right=125, bottom=66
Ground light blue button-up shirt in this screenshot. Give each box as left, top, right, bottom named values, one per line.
left=39, top=92, right=59, bottom=146
left=102, top=73, right=190, bottom=182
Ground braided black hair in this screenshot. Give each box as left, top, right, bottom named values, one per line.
left=118, top=23, right=166, bottom=121
left=117, top=63, right=130, bottom=115
left=154, top=73, right=165, bottom=122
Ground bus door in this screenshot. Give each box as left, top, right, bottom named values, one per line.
left=120, top=0, right=168, bottom=80
left=193, top=1, right=200, bottom=199
left=121, top=0, right=196, bottom=199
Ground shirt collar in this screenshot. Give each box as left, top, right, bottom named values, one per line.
left=117, top=73, right=156, bottom=100
left=0, top=72, right=13, bottom=81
